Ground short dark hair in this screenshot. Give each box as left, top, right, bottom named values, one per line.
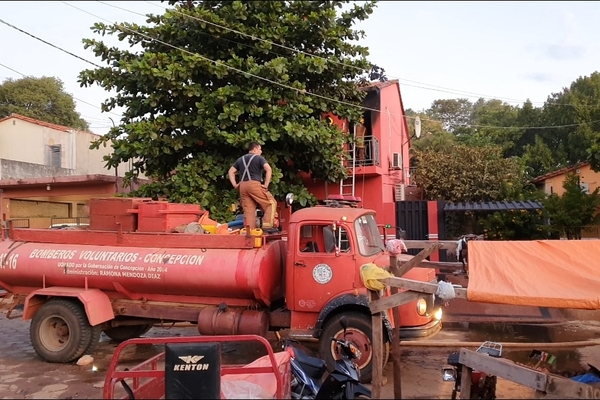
left=248, top=141, right=261, bottom=151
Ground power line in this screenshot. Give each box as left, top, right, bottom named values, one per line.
left=0, top=62, right=122, bottom=118
left=0, top=18, right=102, bottom=68
left=139, top=0, right=582, bottom=108
left=64, top=1, right=600, bottom=131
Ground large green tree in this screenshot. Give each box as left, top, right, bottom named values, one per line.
left=79, top=0, right=377, bottom=220
left=412, top=144, right=522, bottom=203
left=0, top=76, right=89, bottom=130
left=543, top=72, right=600, bottom=170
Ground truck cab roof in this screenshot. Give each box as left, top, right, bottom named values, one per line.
left=289, top=205, right=376, bottom=224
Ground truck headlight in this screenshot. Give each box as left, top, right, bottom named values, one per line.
left=417, top=298, right=427, bottom=316
left=434, top=307, right=443, bottom=321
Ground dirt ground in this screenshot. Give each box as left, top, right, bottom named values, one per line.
left=1, top=297, right=600, bottom=399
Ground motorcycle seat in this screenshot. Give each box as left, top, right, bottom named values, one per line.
left=291, top=346, right=327, bottom=376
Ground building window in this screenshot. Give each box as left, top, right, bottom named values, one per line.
left=46, top=145, right=61, bottom=167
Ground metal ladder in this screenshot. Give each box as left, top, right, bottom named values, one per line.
left=339, top=124, right=357, bottom=197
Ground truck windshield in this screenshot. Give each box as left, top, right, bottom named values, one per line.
left=354, top=214, right=385, bottom=256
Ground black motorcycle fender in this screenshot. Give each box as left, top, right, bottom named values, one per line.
left=348, top=382, right=372, bottom=399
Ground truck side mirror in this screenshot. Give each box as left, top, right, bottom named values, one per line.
left=285, top=193, right=294, bottom=208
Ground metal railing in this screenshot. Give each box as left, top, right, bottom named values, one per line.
left=1, top=218, right=30, bottom=239
left=345, top=135, right=380, bottom=167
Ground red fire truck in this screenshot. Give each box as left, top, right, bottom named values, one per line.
left=0, top=194, right=441, bottom=382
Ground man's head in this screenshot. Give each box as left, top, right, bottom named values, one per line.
left=248, top=141, right=262, bottom=155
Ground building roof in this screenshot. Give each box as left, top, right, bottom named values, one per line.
left=0, top=113, right=97, bottom=136
left=359, top=79, right=399, bottom=91
left=531, top=162, right=589, bottom=184
left=444, top=201, right=544, bottom=212
left=0, top=174, right=120, bottom=189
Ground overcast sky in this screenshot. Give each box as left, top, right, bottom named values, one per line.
left=1, top=1, right=598, bottom=134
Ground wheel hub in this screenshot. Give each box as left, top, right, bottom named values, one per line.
left=330, top=328, right=372, bottom=370
left=40, top=316, right=71, bottom=351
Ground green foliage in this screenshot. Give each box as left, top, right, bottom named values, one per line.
left=478, top=185, right=549, bottom=240
left=0, top=76, right=89, bottom=130
left=79, top=0, right=377, bottom=217
left=542, top=173, right=600, bottom=239
left=412, top=144, right=522, bottom=202
left=479, top=209, right=549, bottom=240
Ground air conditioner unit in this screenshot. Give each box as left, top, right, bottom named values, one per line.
left=391, top=153, right=402, bottom=169
left=580, top=182, right=590, bottom=194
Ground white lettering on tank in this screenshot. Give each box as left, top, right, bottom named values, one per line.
left=0, top=253, right=18, bottom=269
left=29, top=249, right=77, bottom=260
left=143, top=253, right=204, bottom=266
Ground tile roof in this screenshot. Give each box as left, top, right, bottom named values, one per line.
left=444, top=200, right=544, bottom=212
left=359, top=79, right=399, bottom=91
left=0, top=113, right=94, bottom=134
left=531, top=162, right=589, bottom=183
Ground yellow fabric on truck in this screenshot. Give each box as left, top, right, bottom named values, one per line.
left=467, top=240, right=600, bottom=309
left=360, top=263, right=393, bottom=291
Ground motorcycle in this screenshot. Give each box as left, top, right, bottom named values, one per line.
left=277, top=316, right=372, bottom=399
left=441, top=341, right=502, bottom=399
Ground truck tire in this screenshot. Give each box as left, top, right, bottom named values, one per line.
left=30, top=299, right=94, bottom=363
left=103, top=324, right=153, bottom=342
left=319, top=312, right=389, bottom=384
left=84, top=325, right=103, bottom=354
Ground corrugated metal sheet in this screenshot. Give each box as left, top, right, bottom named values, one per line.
left=444, top=201, right=544, bottom=212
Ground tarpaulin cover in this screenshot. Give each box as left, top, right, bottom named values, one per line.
left=467, top=240, right=600, bottom=309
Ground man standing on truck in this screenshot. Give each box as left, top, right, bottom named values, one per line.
left=228, top=142, right=277, bottom=230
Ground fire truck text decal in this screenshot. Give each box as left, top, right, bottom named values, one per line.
left=23, top=249, right=205, bottom=280
left=0, top=253, right=19, bottom=270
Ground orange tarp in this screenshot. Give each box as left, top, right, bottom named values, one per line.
left=467, top=240, right=600, bottom=309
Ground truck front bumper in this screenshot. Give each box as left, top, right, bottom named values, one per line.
left=399, top=313, right=442, bottom=340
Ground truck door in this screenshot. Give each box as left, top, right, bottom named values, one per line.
left=291, top=222, right=355, bottom=312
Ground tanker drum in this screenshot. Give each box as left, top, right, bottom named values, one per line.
left=197, top=306, right=269, bottom=337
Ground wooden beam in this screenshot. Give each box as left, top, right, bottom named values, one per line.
left=459, top=348, right=600, bottom=398
left=459, top=349, right=546, bottom=392
left=395, top=243, right=443, bottom=277
left=370, top=291, right=383, bottom=398
left=381, top=277, right=468, bottom=300
left=545, top=374, right=600, bottom=398
left=404, top=240, right=458, bottom=251
left=369, top=290, right=423, bottom=314
left=459, top=364, right=472, bottom=399
left=389, top=255, right=402, bottom=399
left=408, top=260, right=465, bottom=270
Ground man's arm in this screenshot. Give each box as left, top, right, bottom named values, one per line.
left=262, top=163, right=272, bottom=189
left=228, top=166, right=239, bottom=188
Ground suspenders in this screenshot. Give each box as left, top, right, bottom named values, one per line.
left=240, top=154, right=258, bottom=182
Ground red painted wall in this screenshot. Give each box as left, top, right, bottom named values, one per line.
left=299, top=82, right=412, bottom=229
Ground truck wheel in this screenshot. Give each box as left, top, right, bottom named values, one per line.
left=84, top=325, right=103, bottom=354
left=30, top=299, right=94, bottom=363
left=319, top=312, right=390, bottom=384
left=103, top=324, right=153, bottom=342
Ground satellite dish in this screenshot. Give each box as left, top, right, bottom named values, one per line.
left=414, top=116, right=422, bottom=138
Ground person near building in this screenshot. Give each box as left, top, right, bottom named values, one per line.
left=228, top=142, right=277, bottom=230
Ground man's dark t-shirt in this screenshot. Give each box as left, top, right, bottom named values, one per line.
left=233, top=154, right=267, bottom=182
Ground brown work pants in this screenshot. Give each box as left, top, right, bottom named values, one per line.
left=239, top=180, right=277, bottom=230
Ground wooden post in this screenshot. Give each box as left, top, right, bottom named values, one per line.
left=389, top=255, right=402, bottom=399
left=459, top=364, right=472, bottom=399
left=370, top=290, right=383, bottom=399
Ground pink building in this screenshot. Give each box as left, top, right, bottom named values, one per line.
left=299, top=80, right=412, bottom=228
